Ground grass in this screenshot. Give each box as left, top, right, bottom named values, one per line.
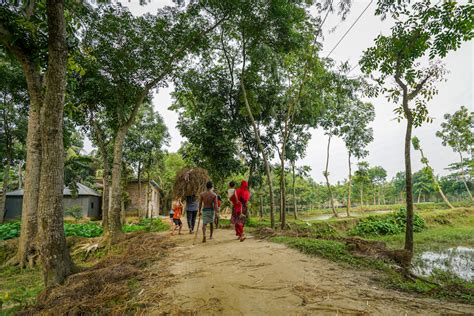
left=271, top=236, right=386, bottom=270
left=0, top=266, right=43, bottom=314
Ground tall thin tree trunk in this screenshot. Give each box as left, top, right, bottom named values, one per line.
left=108, top=127, right=127, bottom=243
left=402, top=100, right=414, bottom=260
left=18, top=162, right=23, bottom=189
left=346, top=152, right=352, bottom=217
left=240, top=79, right=275, bottom=229
left=458, top=152, right=473, bottom=201
left=292, top=161, right=297, bottom=220
left=280, top=149, right=286, bottom=229
left=37, top=0, right=74, bottom=286
left=324, top=135, right=338, bottom=217
left=102, top=158, right=110, bottom=234
left=259, top=194, right=263, bottom=219
left=360, top=185, right=363, bottom=208
left=0, top=164, right=10, bottom=223
left=138, top=164, right=142, bottom=218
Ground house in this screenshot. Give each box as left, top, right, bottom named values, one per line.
left=4, top=183, right=101, bottom=220
left=124, top=180, right=161, bottom=217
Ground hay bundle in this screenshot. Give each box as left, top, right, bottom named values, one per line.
left=172, top=167, right=210, bottom=199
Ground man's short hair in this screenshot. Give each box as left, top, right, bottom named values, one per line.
left=206, top=181, right=213, bottom=189
left=229, top=181, right=236, bottom=188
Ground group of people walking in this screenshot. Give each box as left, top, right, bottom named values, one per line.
left=170, top=180, right=250, bottom=242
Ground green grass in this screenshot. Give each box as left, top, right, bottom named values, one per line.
left=0, top=266, right=43, bottom=314
left=271, top=236, right=386, bottom=270
left=0, top=218, right=169, bottom=241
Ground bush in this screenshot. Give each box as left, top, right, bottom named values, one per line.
left=123, top=218, right=168, bottom=233
left=64, top=206, right=83, bottom=221
left=64, top=223, right=103, bottom=238
left=350, top=207, right=425, bottom=236
left=0, top=221, right=20, bottom=240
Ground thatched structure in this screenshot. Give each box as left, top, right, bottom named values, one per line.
left=172, top=168, right=210, bottom=199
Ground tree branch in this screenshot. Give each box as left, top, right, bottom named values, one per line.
left=408, top=74, right=431, bottom=100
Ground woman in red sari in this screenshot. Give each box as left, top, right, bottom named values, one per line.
left=230, top=180, right=250, bottom=242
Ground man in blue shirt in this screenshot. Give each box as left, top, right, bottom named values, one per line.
left=185, top=194, right=199, bottom=233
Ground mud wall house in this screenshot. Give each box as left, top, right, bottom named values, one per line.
left=4, top=183, right=101, bottom=220
left=124, top=180, right=161, bottom=217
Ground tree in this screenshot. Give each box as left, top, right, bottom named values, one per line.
left=318, top=68, right=356, bottom=217
left=413, top=167, right=436, bottom=203
left=360, top=0, right=473, bottom=261
left=124, top=103, right=169, bottom=217
left=78, top=3, right=223, bottom=243
left=354, top=161, right=370, bottom=207
left=412, top=136, right=453, bottom=208
left=0, top=52, right=28, bottom=222
left=0, top=0, right=83, bottom=284
left=340, top=95, right=375, bottom=216
left=436, top=106, right=473, bottom=201
left=368, top=166, right=387, bottom=205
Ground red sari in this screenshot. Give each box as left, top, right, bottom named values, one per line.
left=231, top=181, right=250, bottom=238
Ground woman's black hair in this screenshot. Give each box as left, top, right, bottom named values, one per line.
left=229, top=181, right=236, bottom=188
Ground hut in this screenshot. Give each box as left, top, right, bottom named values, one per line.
left=124, top=179, right=162, bottom=217
left=4, top=183, right=101, bottom=220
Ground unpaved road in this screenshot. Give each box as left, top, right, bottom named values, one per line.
left=152, top=226, right=474, bottom=315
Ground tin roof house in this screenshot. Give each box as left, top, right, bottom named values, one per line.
left=4, top=183, right=101, bottom=220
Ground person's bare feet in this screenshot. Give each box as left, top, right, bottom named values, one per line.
left=202, top=236, right=206, bottom=243
left=240, top=236, right=246, bottom=242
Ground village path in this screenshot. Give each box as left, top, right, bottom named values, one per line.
left=150, top=223, right=474, bottom=315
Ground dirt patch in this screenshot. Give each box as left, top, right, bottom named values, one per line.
left=19, top=233, right=174, bottom=315
left=154, top=228, right=474, bottom=315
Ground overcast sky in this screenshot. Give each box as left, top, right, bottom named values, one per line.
left=114, top=0, right=473, bottom=183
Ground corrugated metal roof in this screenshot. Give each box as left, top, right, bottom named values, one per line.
left=6, top=183, right=101, bottom=197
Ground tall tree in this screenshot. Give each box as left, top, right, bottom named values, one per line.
left=360, top=0, right=473, bottom=262
left=124, top=103, right=169, bottom=217
left=0, top=52, right=28, bottom=222
left=436, top=106, right=473, bottom=201
left=412, top=136, right=453, bottom=208
left=78, top=3, right=223, bottom=243
left=340, top=95, right=374, bottom=216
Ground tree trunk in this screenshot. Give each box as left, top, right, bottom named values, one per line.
left=18, top=162, right=23, bottom=189
left=15, top=62, right=42, bottom=269
left=240, top=79, right=275, bottom=229
left=360, top=185, right=363, bottom=208
left=108, top=127, right=128, bottom=243
left=280, top=148, right=286, bottom=229
left=37, top=0, right=74, bottom=286
left=324, top=135, right=338, bottom=217
left=259, top=195, right=263, bottom=219
left=458, top=152, right=473, bottom=201
left=138, top=164, right=142, bottom=218
left=0, top=164, right=10, bottom=223
left=403, top=100, right=414, bottom=260
left=346, top=152, right=352, bottom=217
left=102, top=158, right=110, bottom=234
left=292, top=161, right=297, bottom=220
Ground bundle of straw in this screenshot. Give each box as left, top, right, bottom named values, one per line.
left=172, top=167, right=210, bottom=199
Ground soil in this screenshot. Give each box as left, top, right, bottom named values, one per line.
left=144, top=224, right=474, bottom=315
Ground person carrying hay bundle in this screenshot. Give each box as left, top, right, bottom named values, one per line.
left=198, top=181, right=219, bottom=243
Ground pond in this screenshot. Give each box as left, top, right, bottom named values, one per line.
left=412, top=247, right=474, bottom=281
left=301, top=209, right=393, bottom=221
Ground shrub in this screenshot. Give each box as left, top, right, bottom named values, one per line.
left=0, top=222, right=20, bottom=240
left=123, top=218, right=168, bottom=233
left=350, top=207, right=425, bottom=236
left=64, top=223, right=103, bottom=238
left=64, top=206, right=83, bottom=221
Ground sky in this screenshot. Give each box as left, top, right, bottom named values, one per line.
left=101, top=0, right=473, bottom=183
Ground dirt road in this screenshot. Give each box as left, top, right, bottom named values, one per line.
left=152, top=226, right=473, bottom=315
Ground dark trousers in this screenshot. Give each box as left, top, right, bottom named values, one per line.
left=186, top=211, right=197, bottom=231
